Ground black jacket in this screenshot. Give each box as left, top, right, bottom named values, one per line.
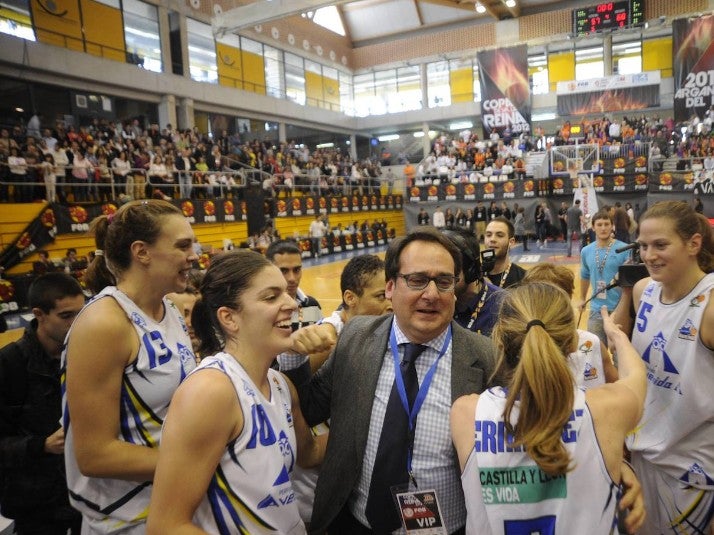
left=0, top=320, right=77, bottom=521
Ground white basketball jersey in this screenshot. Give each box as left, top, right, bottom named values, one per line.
left=569, top=329, right=606, bottom=389
left=462, top=387, right=618, bottom=535
left=191, top=353, right=306, bottom=535
left=62, top=286, right=196, bottom=533
left=628, top=275, right=714, bottom=488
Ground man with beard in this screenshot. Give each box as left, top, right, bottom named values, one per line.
left=484, top=216, right=527, bottom=288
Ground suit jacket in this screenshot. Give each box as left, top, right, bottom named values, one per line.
left=286, top=314, right=496, bottom=533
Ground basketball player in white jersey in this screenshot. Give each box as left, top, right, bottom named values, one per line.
left=451, top=282, right=646, bottom=534
left=147, top=250, right=330, bottom=534
left=62, top=200, right=198, bottom=533
left=614, top=200, right=714, bottom=534
left=523, top=263, right=618, bottom=388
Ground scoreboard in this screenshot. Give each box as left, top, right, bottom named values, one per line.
left=573, top=1, right=645, bottom=36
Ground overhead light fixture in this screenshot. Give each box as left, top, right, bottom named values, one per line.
left=378, top=134, right=400, bottom=142
left=505, top=0, right=516, bottom=7
left=413, top=132, right=425, bottom=138
left=316, top=142, right=334, bottom=148
left=475, top=2, right=486, bottom=13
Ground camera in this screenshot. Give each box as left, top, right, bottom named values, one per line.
left=618, top=264, right=649, bottom=287
left=481, top=248, right=496, bottom=275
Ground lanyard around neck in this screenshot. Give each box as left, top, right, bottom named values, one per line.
left=388, top=324, right=452, bottom=482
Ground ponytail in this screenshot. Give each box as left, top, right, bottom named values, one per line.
left=84, top=215, right=116, bottom=294
left=191, top=298, right=223, bottom=356
left=492, top=282, right=578, bottom=476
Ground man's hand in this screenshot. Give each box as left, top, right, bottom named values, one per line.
left=620, top=461, right=646, bottom=534
left=291, top=323, right=337, bottom=356
left=44, top=427, right=65, bottom=455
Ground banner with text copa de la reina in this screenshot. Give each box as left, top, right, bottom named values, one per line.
left=477, top=45, right=531, bottom=139
left=672, top=15, right=714, bottom=122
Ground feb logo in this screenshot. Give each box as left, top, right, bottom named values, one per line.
left=362, top=196, right=369, bottom=206
left=635, top=174, right=647, bottom=185
left=319, top=197, right=327, bottom=209
left=593, top=176, right=604, bottom=187
left=306, top=198, right=315, bottom=210
left=635, top=156, right=647, bottom=167
left=614, top=175, right=625, bottom=186
left=16, top=232, right=31, bottom=250
left=523, top=180, right=534, bottom=192
left=550, top=179, right=562, bottom=190
left=292, top=198, right=301, bottom=211
left=445, top=184, right=456, bottom=196
left=101, top=203, right=117, bottom=216
left=330, top=197, right=338, bottom=209
left=69, top=205, right=88, bottom=223
left=203, top=200, right=215, bottom=216
left=464, top=184, right=475, bottom=195
left=660, top=173, right=673, bottom=186
left=614, top=158, right=626, bottom=169
left=503, top=181, right=515, bottom=193
left=181, top=201, right=194, bottom=217
left=410, top=187, right=420, bottom=197
left=427, top=185, right=438, bottom=197
left=276, top=200, right=287, bottom=213
left=40, top=209, right=56, bottom=227
left=198, top=253, right=211, bottom=270
left=224, top=200, right=234, bottom=215
left=351, top=196, right=359, bottom=207
left=483, top=183, right=495, bottom=194
left=0, top=279, right=15, bottom=302
left=341, top=196, right=349, bottom=207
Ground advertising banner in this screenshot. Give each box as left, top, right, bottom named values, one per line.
left=477, top=45, right=531, bottom=139
left=557, top=84, right=660, bottom=115
left=673, top=15, right=714, bottom=122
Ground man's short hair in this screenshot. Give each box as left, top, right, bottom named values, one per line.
left=488, top=216, right=515, bottom=238
left=28, top=273, right=84, bottom=312
left=340, top=255, right=385, bottom=307
left=385, top=227, right=462, bottom=280
left=265, top=239, right=301, bottom=261
left=591, top=209, right=613, bottom=224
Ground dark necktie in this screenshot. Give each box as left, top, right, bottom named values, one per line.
left=365, top=342, right=427, bottom=533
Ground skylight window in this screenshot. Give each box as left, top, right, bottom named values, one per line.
left=303, top=6, right=345, bottom=36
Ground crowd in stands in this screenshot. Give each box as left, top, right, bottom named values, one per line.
left=2, top=108, right=713, bottom=204
left=0, top=118, right=388, bottom=204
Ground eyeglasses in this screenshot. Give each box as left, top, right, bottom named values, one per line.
left=398, top=272, right=459, bottom=292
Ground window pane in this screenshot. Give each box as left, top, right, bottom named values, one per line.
left=374, top=69, right=396, bottom=114
left=427, top=61, right=450, bottom=108
left=285, top=53, right=305, bottom=105
left=186, top=18, right=217, bottom=83
left=123, top=0, right=161, bottom=73
left=353, top=72, right=374, bottom=117
left=263, top=44, right=284, bottom=99
left=339, top=71, right=354, bottom=115
left=396, top=65, right=421, bottom=112
left=0, top=0, right=35, bottom=41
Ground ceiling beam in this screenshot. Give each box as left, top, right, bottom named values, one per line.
left=502, top=0, right=520, bottom=18
left=212, top=0, right=353, bottom=35
left=413, top=0, right=424, bottom=26
left=335, top=4, right=353, bottom=43
left=419, top=0, right=476, bottom=11
left=480, top=0, right=503, bottom=20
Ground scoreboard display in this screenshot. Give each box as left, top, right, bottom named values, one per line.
left=573, top=1, right=645, bottom=36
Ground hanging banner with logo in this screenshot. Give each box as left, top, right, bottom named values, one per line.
left=0, top=206, right=58, bottom=274
left=673, top=14, right=714, bottom=122
left=477, top=45, right=531, bottom=139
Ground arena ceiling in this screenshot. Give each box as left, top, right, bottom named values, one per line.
left=213, top=0, right=588, bottom=48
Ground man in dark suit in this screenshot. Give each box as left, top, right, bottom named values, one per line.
left=283, top=228, right=496, bottom=534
